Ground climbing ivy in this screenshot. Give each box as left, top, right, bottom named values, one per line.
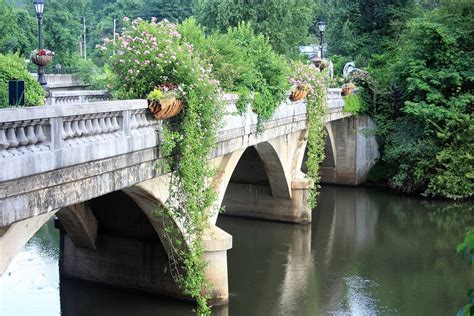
left=101, top=18, right=222, bottom=314
left=290, top=61, right=327, bottom=208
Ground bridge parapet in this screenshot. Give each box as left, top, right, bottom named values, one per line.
left=47, top=90, right=111, bottom=106
left=0, top=90, right=346, bottom=183
left=0, top=100, right=158, bottom=182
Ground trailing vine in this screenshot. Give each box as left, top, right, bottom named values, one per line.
left=101, top=18, right=222, bottom=314
left=290, top=61, right=327, bottom=208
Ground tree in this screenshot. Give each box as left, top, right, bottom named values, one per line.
left=194, top=0, right=317, bottom=55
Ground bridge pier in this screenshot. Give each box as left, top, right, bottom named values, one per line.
left=58, top=191, right=232, bottom=306
left=222, top=177, right=312, bottom=223
left=319, top=115, right=379, bottom=185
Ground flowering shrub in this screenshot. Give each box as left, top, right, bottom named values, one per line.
left=147, top=84, right=184, bottom=101
left=290, top=61, right=327, bottom=208
left=289, top=62, right=321, bottom=94
left=100, top=18, right=223, bottom=314
left=0, top=53, right=44, bottom=107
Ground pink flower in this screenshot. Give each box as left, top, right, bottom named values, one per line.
left=123, top=16, right=130, bottom=22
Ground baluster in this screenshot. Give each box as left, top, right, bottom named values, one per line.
left=85, top=116, right=94, bottom=137
left=111, top=116, right=120, bottom=133
left=99, top=116, right=108, bottom=133
left=16, top=122, right=29, bottom=154
left=0, top=126, right=12, bottom=158
left=63, top=120, right=72, bottom=143
left=104, top=116, right=114, bottom=139
left=91, top=116, right=101, bottom=139
left=35, top=122, right=48, bottom=151
left=25, top=122, right=39, bottom=152
left=6, top=124, right=20, bottom=156
left=130, top=112, right=138, bottom=134
left=79, top=117, right=88, bottom=135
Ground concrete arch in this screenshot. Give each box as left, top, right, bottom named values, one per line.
left=122, top=181, right=187, bottom=257
left=0, top=209, right=58, bottom=276
left=253, top=141, right=292, bottom=199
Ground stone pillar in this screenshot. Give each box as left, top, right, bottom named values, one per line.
left=59, top=223, right=232, bottom=305
left=202, top=225, right=232, bottom=305
left=221, top=177, right=313, bottom=224
left=320, top=115, right=379, bottom=185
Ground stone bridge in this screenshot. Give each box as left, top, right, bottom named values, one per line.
left=0, top=89, right=378, bottom=305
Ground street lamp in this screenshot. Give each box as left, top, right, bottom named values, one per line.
left=317, top=20, right=326, bottom=59
left=34, top=0, right=48, bottom=91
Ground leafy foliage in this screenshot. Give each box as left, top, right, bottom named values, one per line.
left=290, top=61, right=327, bottom=207
left=179, top=19, right=291, bottom=122
left=0, top=53, right=44, bottom=107
left=360, top=1, right=474, bottom=199
left=194, top=0, right=317, bottom=55
left=101, top=18, right=222, bottom=314
left=343, top=94, right=364, bottom=114
left=457, top=230, right=474, bottom=316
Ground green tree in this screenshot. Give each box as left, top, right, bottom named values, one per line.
left=194, top=0, right=317, bottom=55
left=364, top=0, right=474, bottom=199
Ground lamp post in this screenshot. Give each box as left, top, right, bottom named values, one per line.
left=317, top=20, right=326, bottom=59
left=34, top=0, right=48, bottom=90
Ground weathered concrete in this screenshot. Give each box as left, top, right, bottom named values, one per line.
left=57, top=203, right=98, bottom=249
left=319, top=115, right=379, bottom=185
left=59, top=191, right=231, bottom=305
left=0, top=89, right=378, bottom=304
left=0, top=209, right=57, bottom=275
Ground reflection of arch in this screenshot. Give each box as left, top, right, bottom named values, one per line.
left=0, top=209, right=58, bottom=275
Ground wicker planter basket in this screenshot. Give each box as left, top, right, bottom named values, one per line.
left=148, top=98, right=184, bottom=120
left=290, top=87, right=309, bottom=101
left=31, top=55, right=53, bottom=66
left=341, top=87, right=355, bottom=96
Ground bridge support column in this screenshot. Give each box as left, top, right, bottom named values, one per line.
left=59, top=222, right=232, bottom=305
left=222, top=176, right=313, bottom=224
left=320, top=115, right=379, bottom=185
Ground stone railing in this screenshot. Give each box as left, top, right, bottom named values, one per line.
left=0, top=91, right=347, bottom=182
left=47, top=90, right=110, bottom=106
left=0, top=100, right=158, bottom=181
left=327, top=88, right=344, bottom=109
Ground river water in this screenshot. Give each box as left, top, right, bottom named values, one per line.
left=1, top=185, right=473, bottom=315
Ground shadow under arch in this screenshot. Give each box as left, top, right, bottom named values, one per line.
left=60, top=189, right=186, bottom=300
left=301, top=124, right=336, bottom=174
left=219, top=141, right=309, bottom=223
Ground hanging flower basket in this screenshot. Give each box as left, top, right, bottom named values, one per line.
left=147, top=84, right=185, bottom=120
left=30, top=49, right=54, bottom=66
left=341, top=82, right=356, bottom=96
left=290, top=86, right=309, bottom=101
left=148, top=98, right=184, bottom=120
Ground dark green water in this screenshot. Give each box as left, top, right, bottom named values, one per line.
left=1, top=185, right=473, bottom=315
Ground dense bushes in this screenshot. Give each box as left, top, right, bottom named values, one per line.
left=0, top=53, right=44, bottom=107
left=361, top=1, right=473, bottom=199
left=179, top=19, right=290, bottom=121
left=194, top=0, right=316, bottom=55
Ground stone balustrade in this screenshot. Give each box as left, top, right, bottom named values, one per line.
left=48, top=90, right=110, bottom=106
left=0, top=90, right=346, bottom=182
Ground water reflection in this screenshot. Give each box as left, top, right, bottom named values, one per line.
left=1, top=185, right=473, bottom=315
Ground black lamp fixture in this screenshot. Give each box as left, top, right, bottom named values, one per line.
left=317, top=20, right=326, bottom=59
left=33, top=0, right=48, bottom=91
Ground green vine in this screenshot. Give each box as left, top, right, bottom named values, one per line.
left=101, top=17, right=222, bottom=314
left=290, top=61, right=327, bottom=208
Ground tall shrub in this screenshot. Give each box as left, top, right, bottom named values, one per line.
left=0, top=53, right=44, bottom=107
